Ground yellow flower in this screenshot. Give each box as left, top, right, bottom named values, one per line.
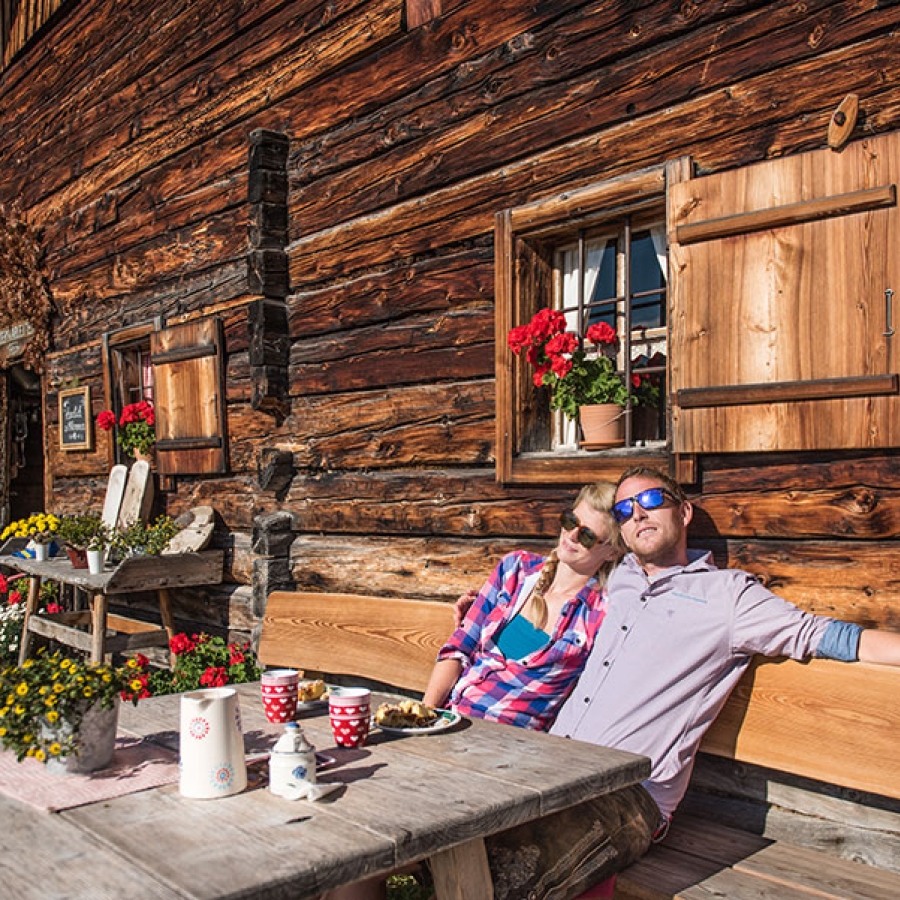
left=48, top=742, right=61, bottom=756
left=102, top=673, right=112, bottom=683
left=53, top=682, right=64, bottom=693
left=0, top=726, right=6, bottom=737
left=60, top=659, right=72, bottom=670
left=45, top=710, right=59, bottom=723
left=38, top=685, right=48, bottom=695
left=130, top=678, right=143, bottom=691
left=15, top=682, right=27, bottom=696
left=44, top=695, right=56, bottom=707
left=34, top=748, right=45, bottom=762
left=14, top=705, right=25, bottom=715
left=82, top=686, right=93, bottom=698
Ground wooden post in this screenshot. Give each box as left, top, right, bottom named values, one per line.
left=17, top=574, right=41, bottom=665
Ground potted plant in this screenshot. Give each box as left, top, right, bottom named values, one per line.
left=56, top=513, right=108, bottom=569
left=109, top=515, right=181, bottom=560
left=508, top=309, right=628, bottom=445
left=96, top=400, right=156, bottom=462
left=85, top=523, right=111, bottom=575
left=0, top=647, right=132, bottom=771
left=1, top=513, right=61, bottom=560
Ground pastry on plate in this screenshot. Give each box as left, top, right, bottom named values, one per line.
left=298, top=679, right=327, bottom=702
left=375, top=699, right=438, bottom=729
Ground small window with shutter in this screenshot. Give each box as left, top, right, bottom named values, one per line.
left=103, top=317, right=228, bottom=474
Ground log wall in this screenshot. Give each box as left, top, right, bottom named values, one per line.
left=3, top=0, right=900, bottom=864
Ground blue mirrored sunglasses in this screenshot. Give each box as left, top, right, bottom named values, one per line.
left=612, top=488, right=678, bottom=524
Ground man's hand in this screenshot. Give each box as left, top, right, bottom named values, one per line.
left=454, top=589, right=478, bottom=627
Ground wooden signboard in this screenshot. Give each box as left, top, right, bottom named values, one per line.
left=58, top=386, right=93, bottom=451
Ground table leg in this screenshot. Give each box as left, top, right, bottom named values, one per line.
left=429, top=838, right=493, bottom=900
left=157, top=588, right=176, bottom=665
left=17, top=575, right=41, bottom=666
left=90, top=591, right=108, bottom=663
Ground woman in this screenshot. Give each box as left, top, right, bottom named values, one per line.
left=423, top=480, right=624, bottom=731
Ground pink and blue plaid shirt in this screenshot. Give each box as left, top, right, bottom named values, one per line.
left=437, top=551, right=608, bottom=731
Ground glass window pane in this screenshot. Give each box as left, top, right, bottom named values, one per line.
left=630, top=230, right=665, bottom=329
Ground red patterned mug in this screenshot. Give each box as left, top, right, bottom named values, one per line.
left=261, top=669, right=299, bottom=723
left=328, top=688, right=371, bottom=747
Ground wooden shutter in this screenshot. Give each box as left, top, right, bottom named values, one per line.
left=150, top=318, right=228, bottom=475
left=669, top=130, right=900, bottom=454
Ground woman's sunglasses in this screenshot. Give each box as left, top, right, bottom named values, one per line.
left=559, top=510, right=600, bottom=549
left=612, top=488, right=679, bottom=524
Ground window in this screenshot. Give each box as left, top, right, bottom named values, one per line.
left=103, top=317, right=228, bottom=475
left=553, top=219, right=667, bottom=450
left=103, top=321, right=158, bottom=466
left=495, top=159, right=690, bottom=484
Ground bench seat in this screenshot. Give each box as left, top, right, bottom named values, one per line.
left=615, top=813, right=900, bottom=900
left=614, top=655, right=900, bottom=900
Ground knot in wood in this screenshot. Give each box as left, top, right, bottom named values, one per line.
left=807, top=23, right=826, bottom=48
left=852, top=489, right=877, bottom=514
left=450, top=30, right=468, bottom=51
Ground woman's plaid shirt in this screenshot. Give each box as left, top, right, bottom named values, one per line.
left=438, top=551, right=607, bottom=730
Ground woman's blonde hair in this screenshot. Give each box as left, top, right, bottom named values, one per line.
left=528, top=481, right=625, bottom=630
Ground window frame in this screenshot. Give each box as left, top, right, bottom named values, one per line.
left=101, top=319, right=160, bottom=466
left=494, top=159, right=691, bottom=484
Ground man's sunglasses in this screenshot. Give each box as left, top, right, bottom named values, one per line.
left=612, top=488, right=679, bottom=524
left=559, top=510, right=600, bottom=549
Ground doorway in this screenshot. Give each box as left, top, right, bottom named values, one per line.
left=6, top=364, right=44, bottom=525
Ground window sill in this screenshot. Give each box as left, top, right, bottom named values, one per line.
left=498, top=444, right=669, bottom=485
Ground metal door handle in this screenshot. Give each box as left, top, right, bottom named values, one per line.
left=885, top=288, right=895, bottom=337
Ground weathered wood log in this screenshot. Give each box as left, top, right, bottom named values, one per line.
left=290, top=306, right=493, bottom=393
left=287, top=33, right=900, bottom=286
left=288, top=246, right=494, bottom=337
left=226, top=379, right=497, bottom=472
left=15, top=0, right=402, bottom=222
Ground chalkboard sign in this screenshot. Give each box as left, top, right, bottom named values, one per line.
left=59, top=387, right=93, bottom=451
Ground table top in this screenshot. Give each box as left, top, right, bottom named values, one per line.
left=0, top=682, right=650, bottom=900
left=0, top=548, right=223, bottom=593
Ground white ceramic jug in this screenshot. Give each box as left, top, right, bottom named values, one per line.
left=179, top=687, right=247, bottom=799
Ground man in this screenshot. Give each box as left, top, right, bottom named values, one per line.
left=484, top=466, right=900, bottom=900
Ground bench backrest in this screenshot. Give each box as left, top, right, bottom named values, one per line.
left=700, top=656, right=900, bottom=800
left=260, top=591, right=900, bottom=801
left=258, top=591, right=455, bottom=693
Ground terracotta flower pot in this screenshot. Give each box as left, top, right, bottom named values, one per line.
left=133, top=446, right=156, bottom=466
left=65, top=546, right=88, bottom=569
left=579, top=403, right=625, bottom=447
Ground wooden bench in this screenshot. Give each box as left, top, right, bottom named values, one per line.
left=614, top=656, right=900, bottom=900
left=258, top=591, right=900, bottom=898
left=258, top=590, right=455, bottom=693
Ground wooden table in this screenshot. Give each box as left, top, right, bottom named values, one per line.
left=0, top=549, right=224, bottom=664
left=0, top=682, right=651, bottom=900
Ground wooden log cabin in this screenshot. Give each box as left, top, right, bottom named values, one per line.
left=2, top=0, right=900, bottom=876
